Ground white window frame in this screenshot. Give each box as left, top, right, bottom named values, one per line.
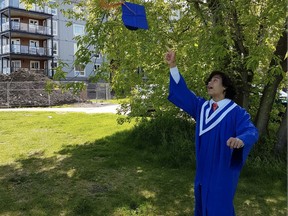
left=30, top=61, right=40, bottom=70
left=74, top=64, right=85, bottom=76
left=53, top=20, right=57, bottom=35
left=51, top=8, right=57, bottom=15
left=53, top=41, right=58, bottom=56
left=48, top=1, right=57, bottom=15
left=51, top=60, right=58, bottom=69
left=73, top=24, right=84, bottom=37
left=94, top=64, right=100, bottom=71
left=11, top=18, right=20, bottom=30
left=47, top=59, right=58, bottom=72
left=11, top=60, right=21, bottom=72
left=48, top=60, right=58, bottom=75
left=11, top=38, right=20, bottom=53
left=29, top=40, right=39, bottom=54
left=47, top=39, right=55, bottom=55
left=29, top=19, right=39, bottom=33
left=29, top=40, right=39, bottom=47
left=74, top=43, right=78, bottom=55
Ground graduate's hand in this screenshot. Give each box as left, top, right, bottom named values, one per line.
left=227, top=137, right=244, bottom=149
left=165, top=50, right=176, bottom=68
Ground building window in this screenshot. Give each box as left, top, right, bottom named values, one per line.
left=51, top=61, right=58, bottom=68
left=74, top=43, right=83, bottom=55
left=0, top=0, right=6, bottom=9
left=11, top=18, right=20, bottom=30
left=94, top=64, right=100, bottom=71
left=73, top=5, right=82, bottom=14
left=53, top=20, right=57, bottom=35
left=29, top=40, right=39, bottom=54
left=170, top=9, right=181, bottom=21
left=49, top=1, right=57, bottom=15
left=47, top=60, right=57, bottom=72
left=30, top=61, right=40, bottom=70
left=73, top=24, right=84, bottom=37
left=74, top=64, right=85, bottom=76
left=74, top=43, right=78, bottom=54
left=53, top=41, right=58, bottom=56
left=11, top=0, right=19, bottom=8
left=49, top=60, right=58, bottom=75
left=51, top=8, right=57, bottom=15
left=11, top=38, right=20, bottom=53
left=11, top=60, right=21, bottom=72
left=30, top=40, right=39, bottom=47
left=29, top=19, right=39, bottom=33
left=94, top=53, right=101, bottom=59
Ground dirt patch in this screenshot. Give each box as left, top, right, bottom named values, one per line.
left=0, top=70, right=49, bottom=82
left=0, top=70, right=86, bottom=107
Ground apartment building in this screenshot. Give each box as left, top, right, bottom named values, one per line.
left=0, top=0, right=101, bottom=81
left=54, top=3, right=103, bottom=81
left=0, top=0, right=54, bottom=76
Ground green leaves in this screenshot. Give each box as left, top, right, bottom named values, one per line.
left=19, top=0, right=286, bottom=117
left=52, top=61, right=69, bottom=81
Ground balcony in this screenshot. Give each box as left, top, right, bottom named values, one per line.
left=2, top=22, right=52, bottom=35
left=0, top=0, right=54, bottom=14
left=1, top=44, right=52, bottom=56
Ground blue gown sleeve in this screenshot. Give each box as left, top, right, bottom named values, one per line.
left=168, top=72, right=202, bottom=119
left=230, top=107, right=259, bottom=170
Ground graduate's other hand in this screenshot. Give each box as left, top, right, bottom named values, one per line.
left=226, top=137, right=244, bottom=149
left=165, top=49, right=176, bottom=68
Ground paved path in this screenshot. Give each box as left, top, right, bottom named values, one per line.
left=0, top=104, right=121, bottom=114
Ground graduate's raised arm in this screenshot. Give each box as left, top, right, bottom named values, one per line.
left=165, top=49, right=176, bottom=68
left=165, top=49, right=202, bottom=119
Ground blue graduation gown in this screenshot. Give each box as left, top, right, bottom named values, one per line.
left=168, top=72, right=258, bottom=216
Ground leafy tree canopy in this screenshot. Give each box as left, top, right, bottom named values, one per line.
left=24, top=0, right=287, bottom=120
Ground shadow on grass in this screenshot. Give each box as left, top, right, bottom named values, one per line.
left=0, top=130, right=195, bottom=216
left=0, top=129, right=286, bottom=215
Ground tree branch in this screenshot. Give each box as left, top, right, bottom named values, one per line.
left=230, top=3, right=247, bottom=56
left=190, top=0, right=208, bottom=27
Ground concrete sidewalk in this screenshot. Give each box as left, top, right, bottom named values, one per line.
left=0, top=104, right=121, bottom=114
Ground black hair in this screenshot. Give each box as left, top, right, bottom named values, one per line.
left=205, top=70, right=237, bottom=100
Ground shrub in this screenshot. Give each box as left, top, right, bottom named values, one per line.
left=128, top=113, right=196, bottom=168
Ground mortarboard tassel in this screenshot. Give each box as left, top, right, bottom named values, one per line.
left=99, top=0, right=124, bottom=9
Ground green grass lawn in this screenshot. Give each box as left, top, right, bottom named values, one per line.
left=0, top=112, right=286, bottom=216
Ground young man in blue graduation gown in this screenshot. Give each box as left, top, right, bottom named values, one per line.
left=165, top=50, right=259, bottom=216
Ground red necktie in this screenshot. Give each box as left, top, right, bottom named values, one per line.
left=212, top=103, right=218, bottom=111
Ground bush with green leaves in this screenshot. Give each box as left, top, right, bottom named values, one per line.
left=128, top=113, right=196, bottom=168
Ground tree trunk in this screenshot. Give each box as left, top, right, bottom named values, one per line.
left=207, top=0, right=222, bottom=25
left=255, top=26, right=287, bottom=137
left=255, top=76, right=283, bottom=136
left=275, top=108, right=287, bottom=154
left=228, top=3, right=252, bottom=109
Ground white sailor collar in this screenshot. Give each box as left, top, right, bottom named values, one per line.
left=209, top=98, right=231, bottom=109
left=199, top=99, right=237, bottom=136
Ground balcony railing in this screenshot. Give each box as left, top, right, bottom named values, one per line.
left=1, top=44, right=52, bottom=56
left=0, top=0, right=54, bottom=14
left=2, top=21, right=52, bottom=35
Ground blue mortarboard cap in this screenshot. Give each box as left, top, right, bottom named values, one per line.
left=121, top=2, right=148, bottom=30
